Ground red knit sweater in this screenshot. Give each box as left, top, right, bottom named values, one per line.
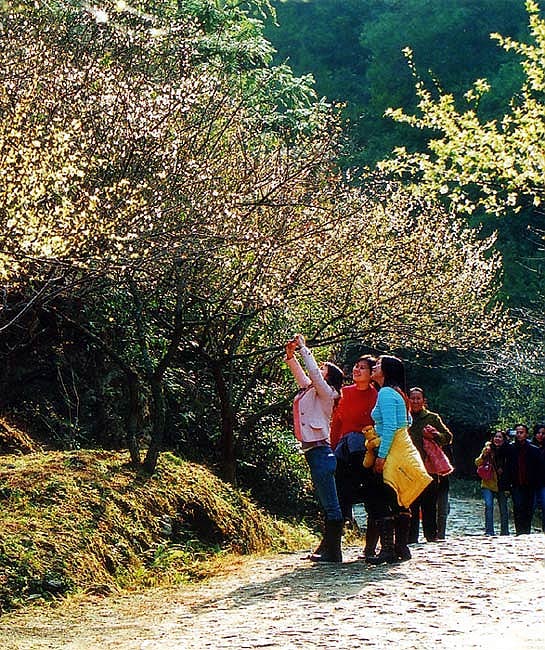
left=330, top=384, right=378, bottom=449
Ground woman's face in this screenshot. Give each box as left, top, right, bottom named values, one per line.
left=352, top=360, right=372, bottom=384
left=493, top=431, right=505, bottom=446
left=320, top=364, right=329, bottom=380
left=535, top=428, right=545, bottom=444
left=409, top=390, right=425, bottom=414
left=371, top=358, right=384, bottom=386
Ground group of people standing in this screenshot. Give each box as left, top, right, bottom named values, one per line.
left=284, top=335, right=454, bottom=565
left=475, top=423, right=545, bottom=536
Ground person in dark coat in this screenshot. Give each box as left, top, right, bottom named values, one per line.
left=531, top=423, right=545, bottom=532
left=506, top=424, right=541, bottom=535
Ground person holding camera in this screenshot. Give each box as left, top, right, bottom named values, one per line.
left=284, top=334, right=345, bottom=562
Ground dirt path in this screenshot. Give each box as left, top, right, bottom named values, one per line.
left=2, top=497, right=545, bottom=649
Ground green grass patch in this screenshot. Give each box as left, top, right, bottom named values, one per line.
left=0, top=450, right=313, bottom=612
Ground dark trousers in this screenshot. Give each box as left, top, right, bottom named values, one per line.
left=334, top=433, right=370, bottom=521
left=335, top=453, right=363, bottom=520
left=511, top=485, right=535, bottom=535
left=436, top=475, right=450, bottom=539
left=364, top=472, right=398, bottom=521
left=409, top=476, right=439, bottom=542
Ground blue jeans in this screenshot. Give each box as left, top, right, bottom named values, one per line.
left=534, top=486, right=545, bottom=532
left=305, top=445, right=342, bottom=521
left=482, top=488, right=509, bottom=535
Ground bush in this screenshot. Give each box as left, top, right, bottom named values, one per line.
left=236, top=425, right=318, bottom=520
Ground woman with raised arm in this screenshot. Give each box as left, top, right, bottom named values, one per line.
left=284, top=334, right=345, bottom=562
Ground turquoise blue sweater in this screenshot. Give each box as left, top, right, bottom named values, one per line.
left=371, top=387, right=410, bottom=459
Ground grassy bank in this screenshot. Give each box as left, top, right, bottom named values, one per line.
left=0, top=450, right=313, bottom=613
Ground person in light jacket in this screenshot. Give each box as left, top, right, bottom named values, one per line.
left=285, top=334, right=345, bottom=562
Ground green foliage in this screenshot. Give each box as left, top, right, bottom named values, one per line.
left=380, top=0, right=545, bottom=216
left=236, top=425, right=316, bottom=517
left=375, top=0, right=545, bottom=320
left=266, top=0, right=528, bottom=166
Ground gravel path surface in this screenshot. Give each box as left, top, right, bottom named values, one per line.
left=2, top=496, right=545, bottom=650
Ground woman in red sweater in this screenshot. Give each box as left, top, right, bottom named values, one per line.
left=331, top=355, right=378, bottom=449
left=331, top=355, right=379, bottom=558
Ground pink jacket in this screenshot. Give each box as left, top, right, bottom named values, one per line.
left=286, top=346, right=338, bottom=444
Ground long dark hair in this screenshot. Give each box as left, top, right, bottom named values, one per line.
left=488, top=430, right=509, bottom=473
left=380, top=355, right=407, bottom=392
left=380, top=355, right=409, bottom=410
left=324, top=362, right=344, bottom=395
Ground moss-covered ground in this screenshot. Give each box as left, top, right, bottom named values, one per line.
left=0, top=449, right=315, bottom=613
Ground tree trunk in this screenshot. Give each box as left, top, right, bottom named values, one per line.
left=211, top=363, right=236, bottom=484
left=126, top=372, right=141, bottom=467
left=143, top=377, right=166, bottom=474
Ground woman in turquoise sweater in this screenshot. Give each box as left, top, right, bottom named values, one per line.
left=366, top=354, right=413, bottom=564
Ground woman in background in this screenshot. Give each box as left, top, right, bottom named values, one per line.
left=475, top=430, right=511, bottom=536
left=408, top=387, right=454, bottom=543
left=285, top=334, right=345, bottom=562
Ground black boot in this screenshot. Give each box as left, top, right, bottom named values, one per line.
left=394, top=512, right=412, bottom=562
left=366, top=517, right=396, bottom=565
left=308, top=536, right=326, bottom=560
left=310, top=519, right=343, bottom=563
left=363, top=515, right=380, bottom=560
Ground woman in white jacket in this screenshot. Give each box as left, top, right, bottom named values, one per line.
left=285, top=334, right=345, bottom=562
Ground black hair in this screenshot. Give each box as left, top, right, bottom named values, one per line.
left=324, top=362, right=344, bottom=395
left=380, top=355, right=407, bottom=393
left=380, top=355, right=409, bottom=411
left=355, top=354, right=376, bottom=373
left=533, top=423, right=545, bottom=436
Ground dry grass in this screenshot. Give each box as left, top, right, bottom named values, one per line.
left=0, top=449, right=314, bottom=612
